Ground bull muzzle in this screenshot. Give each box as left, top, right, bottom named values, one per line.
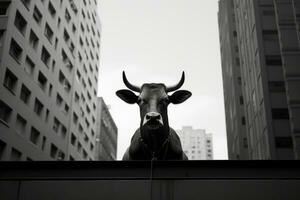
left=142, top=112, right=164, bottom=127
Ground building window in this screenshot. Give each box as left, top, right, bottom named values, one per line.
left=63, top=29, right=70, bottom=42
left=69, top=42, right=75, bottom=54
left=34, top=98, right=44, bottom=116
left=29, top=29, right=39, bottom=50
left=71, top=133, right=76, bottom=145
left=41, top=136, right=46, bottom=150
left=3, top=69, right=18, bottom=94
left=86, top=105, right=90, bottom=114
left=76, top=71, right=81, bottom=83
left=275, top=137, right=293, bottom=148
left=21, top=0, right=31, bottom=10
left=70, top=0, right=78, bottom=14
left=81, top=93, right=86, bottom=104
left=269, top=81, right=285, bottom=93
left=0, top=1, right=10, bottom=15
left=64, top=104, right=69, bottom=114
left=16, top=114, right=27, bottom=135
left=265, top=55, right=282, bottom=66
left=65, top=8, right=71, bottom=23
left=78, top=124, right=83, bottom=134
left=37, top=71, right=47, bottom=91
left=48, top=84, right=53, bottom=97
left=9, top=39, right=23, bottom=63
left=58, top=151, right=65, bottom=160
left=272, top=108, right=289, bottom=119
left=77, top=142, right=82, bottom=153
left=52, top=60, right=56, bottom=72
left=56, top=93, right=63, bottom=107
left=243, top=138, right=248, bottom=148
left=83, top=150, right=87, bottom=159
left=79, top=37, right=83, bottom=47
left=241, top=116, right=246, bottom=125
left=50, top=143, right=58, bottom=159
left=57, top=17, right=61, bottom=28
left=263, top=30, right=278, bottom=41
left=20, top=84, right=31, bottom=104
left=30, top=127, right=40, bottom=145
left=45, top=109, right=49, bottom=122
left=74, top=92, right=79, bottom=103
left=44, top=23, right=54, bottom=43
left=0, top=140, right=6, bottom=160
left=262, top=10, right=275, bottom=16
left=48, top=1, right=56, bottom=17
left=41, top=46, right=50, bottom=67
left=33, top=6, right=42, bottom=24
left=54, top=37, right=58, bottom=49
left=0, top=30, right=5, bottom=48
left=25, top=56, right=35, bottom=76
left=27, top=157, right=33, bottom=161
left=239, top=96, right=244, bottom=105
left=14, top=10, right=27, bottom=36
left=59, top=124, right=68, bottom=139
left=58, top=71, right=71, bottom=92
left=53, top=117, right=60, bottom=133
left=84, top=133, right=88, bottom=143
left=72, top=23, right=76, bottom=33
left=0, top=100, right=12, bottom=125
left=10, top=148, right=22, bottom=161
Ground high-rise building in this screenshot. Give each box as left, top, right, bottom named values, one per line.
left=177, top=126, right=213, bottom=160
left=218, top=0, right=249, bottom=160
left=219, top=0, right=300, bottom=159
left=95, top=97, right=118, bottom=161
left=0, top=0, right=101, bottom=161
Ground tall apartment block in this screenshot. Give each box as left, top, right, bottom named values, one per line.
left=219, top=0, right=300, bottom=159
left=0, top=0, right=101, bottom=161
left=218, top=0, right=249, bottom=160
left=95, top=97, right=118, bottom=160
left=177, top=126, right=213, bottom=160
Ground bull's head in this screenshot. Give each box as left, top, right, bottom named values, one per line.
left=116, top=71, right=192, bottom=152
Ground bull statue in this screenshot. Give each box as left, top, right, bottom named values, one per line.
left=116, top=71, right=192, bottom=160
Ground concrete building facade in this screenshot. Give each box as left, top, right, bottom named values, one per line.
left=0, top=0, right=101, bottom=161
left=177, top=126, right=213, bottom=160
left=218, top=0, right=249, bottom=160
left=219, top=0, right=300, bottom=159
left=95, top=97, right=118, bottom=161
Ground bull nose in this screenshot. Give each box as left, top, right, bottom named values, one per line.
left=143, top=112, right=164, bottom=126
left=145, top=112, right=161, bottom=121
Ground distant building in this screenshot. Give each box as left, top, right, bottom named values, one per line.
left=95, top=97, right=118, bottom=160
left=219, top=0, right=300, bottom=159
left=0, top=0, right=101, bottom=160
left=177, top=126, right=213, bottom=160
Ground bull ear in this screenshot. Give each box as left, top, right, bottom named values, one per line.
left=169, top=90, right=192, bottom=104
left=116, top=89, right=138, bottom=104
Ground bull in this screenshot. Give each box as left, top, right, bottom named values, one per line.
left=116, top=71, right=192, bottom=160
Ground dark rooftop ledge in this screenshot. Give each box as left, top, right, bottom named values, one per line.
left=1, top=160, right=300, bottom=180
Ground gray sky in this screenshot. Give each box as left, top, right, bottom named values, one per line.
left=97, top=0, right=228, bottom=160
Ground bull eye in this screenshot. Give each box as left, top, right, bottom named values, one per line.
left=137, top=98, right=147, bottom=105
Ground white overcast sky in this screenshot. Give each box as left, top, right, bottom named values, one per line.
left=97, top=0, right=228, bottom=160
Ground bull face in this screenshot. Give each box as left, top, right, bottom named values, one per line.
left=116, top=71, right=192, bottom=129
left=116, top=71, right=191, bottom=150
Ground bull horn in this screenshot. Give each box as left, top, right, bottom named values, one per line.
left=166, top=71, right=185, bottom=92
left=122, top=71, right=141, bottom=92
